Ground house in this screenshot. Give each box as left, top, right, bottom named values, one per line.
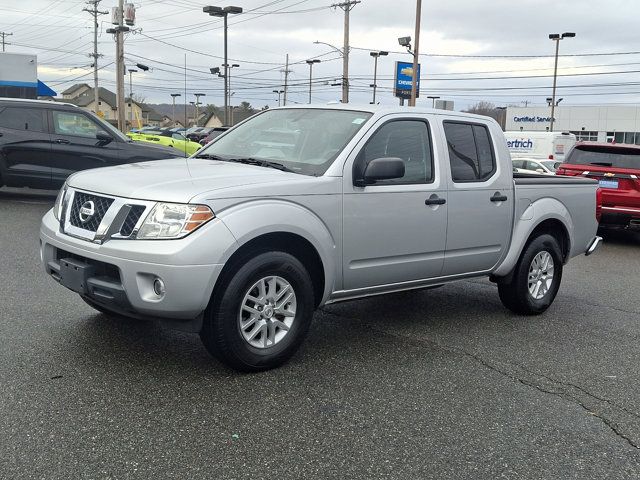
left=60, top=84, right=146, bottom=128
left=61, top=83, right=92, bottom=100
left=200, top=110, right=223, bottom=128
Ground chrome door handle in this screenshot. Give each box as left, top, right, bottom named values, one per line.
left=54, top=138, right=70, bottom=144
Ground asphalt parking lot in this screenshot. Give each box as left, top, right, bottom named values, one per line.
left=1, top=188, right=640, bottom=479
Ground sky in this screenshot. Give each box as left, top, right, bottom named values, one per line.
left=3, top=0, right=640, bottom=110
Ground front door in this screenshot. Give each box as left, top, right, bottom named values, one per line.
left=0, top=106, right=52, bottom=189
left=342, top=117, right=448, bottom=291
left=48, top=110, right=120, bottom=188
left=441, top=120, right=513, bottom=276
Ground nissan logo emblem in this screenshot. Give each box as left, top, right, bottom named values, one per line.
left=79, top=200, right=96, bottom=223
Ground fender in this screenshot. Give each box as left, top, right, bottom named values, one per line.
left=215, top=198, right=338, bottom=303
left=492, top=197, right=574, bottom=277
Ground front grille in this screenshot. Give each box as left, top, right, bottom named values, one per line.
left=120, top=205, right=146, bottom=237
left=69, top=191, right=114, bottom=232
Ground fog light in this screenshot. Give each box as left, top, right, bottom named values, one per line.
left=153, top=278, right=166, bottom=297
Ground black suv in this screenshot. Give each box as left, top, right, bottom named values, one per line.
left=0, top=98, right=178, bottom=190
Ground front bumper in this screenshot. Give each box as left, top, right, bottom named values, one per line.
left=40, top=209, right=237, bottom=320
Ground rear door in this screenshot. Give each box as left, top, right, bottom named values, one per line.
left=442, top=120, right=514, bottom=276
left=48, top=109, right=121, bottom=188
left=0, top=106, right=52, bottom=189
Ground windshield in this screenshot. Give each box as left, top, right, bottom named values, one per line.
left=197, top=108, right=373, bottom=176
left=540, top=160, right=557, bottom=171
left=566, top=145, right=640, bottom=170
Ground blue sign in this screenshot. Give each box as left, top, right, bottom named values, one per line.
left=394, top=61, right=420, bottom=99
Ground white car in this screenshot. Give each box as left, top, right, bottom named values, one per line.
left=512, top=158, right=560, bottom=175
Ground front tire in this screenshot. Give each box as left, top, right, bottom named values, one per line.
left=498, top=234, right=563, bottom=315
left=200, top=251, right=315, bottom=372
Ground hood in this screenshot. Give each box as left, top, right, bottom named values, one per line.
left=127, top=140, right=180, bottom=157
left=67, top=158, right=307, bottom=203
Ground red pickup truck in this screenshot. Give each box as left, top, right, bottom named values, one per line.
left=557, top=142, right=640, bottom=230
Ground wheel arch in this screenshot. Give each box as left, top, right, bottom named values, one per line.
left=493, top=197, right=574, bottom=279
left=211, top=231, right=327, bottom=309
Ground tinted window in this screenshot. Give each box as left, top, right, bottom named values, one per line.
left=52, top=111, right=99, bottom=138
left=565, top=145, right=640, bottom=170
left=444, top=122, right=496, bottom=182
left=0, top=107, right=45, bottom=132
left=356, top=120, right=433, bottom=185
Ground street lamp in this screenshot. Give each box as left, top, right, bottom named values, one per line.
left=203, top=5, right=243, bottom=126
left=548, top=32, right=575, bottom=131
left=194, top=93, right=206, bottom=126
left=273, top=89, right=284, bottom=107
left=314, top=40, right=348, bottom=103
left=306, top=59, right=321, bottom=104
left=127, top=69, right=137, bottom=99
left=170, top=93, right=181, bottom=126
left=227, top=63, right=239, bottom=119
left=427, top=95, right=440, bottom=108
left=369, top=51, right=388, bottom=104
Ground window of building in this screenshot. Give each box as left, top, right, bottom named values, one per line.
left=570, top=130, right=598, bottom=142
left=444, top=122, right=496, bottom=182
left=610, top=132, right=640, bottom=145
left=0, top=107, right=45, bottom=132
left=355, top=120, right=434, bottom=185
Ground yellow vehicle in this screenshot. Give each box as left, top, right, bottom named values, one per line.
left=126, top=130, right=201, bottom=156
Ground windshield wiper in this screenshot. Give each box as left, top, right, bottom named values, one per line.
left=224, top=157, right=295, bottom=173
left=589, top=161, right=613, bottom=166
left=193, top=153, right=226, bottom=160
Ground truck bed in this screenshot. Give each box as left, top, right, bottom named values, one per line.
left=513, top=173, right=597, bottom=185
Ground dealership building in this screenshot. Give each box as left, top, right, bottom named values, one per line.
left=505, top=105, right=640, bottom=145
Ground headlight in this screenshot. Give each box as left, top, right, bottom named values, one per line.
left=53, top=183, right=68, bottom=221
left=136, top=203, right=215, bottom=239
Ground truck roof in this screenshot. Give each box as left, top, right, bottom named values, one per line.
left=0, top=97, right=77, bottom=108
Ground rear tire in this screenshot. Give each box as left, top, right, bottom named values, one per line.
left=200, top=251, right=315, bottom=372
left=498, top=234, right=563, bottom=315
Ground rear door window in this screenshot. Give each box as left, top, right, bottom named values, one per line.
left=566, top=146, right=640, bottom=170
left=52, top=111, right=99, bottom=138
left=0, top=107, right=46, bottom=132
left=444, top=122, right=496, bottom=182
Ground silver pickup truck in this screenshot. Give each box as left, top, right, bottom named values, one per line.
left=40, top=106, right=601, bottom=371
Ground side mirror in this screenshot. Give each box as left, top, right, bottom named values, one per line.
left=535, top=168, right=545, bottom=174
left=96, top=131, right=112, bottom=144
left=356, top=157, right=405, bottom=186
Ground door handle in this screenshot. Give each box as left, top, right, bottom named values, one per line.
left=490, top=192, right=508, bottom=202
left=425, top=196, right=446, bottom=206
left=54, top=138, right=70, bottom=144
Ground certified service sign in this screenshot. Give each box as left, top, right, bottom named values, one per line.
left=394, top=61, right=421, bottom=99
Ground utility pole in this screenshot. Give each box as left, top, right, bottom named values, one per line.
left=409, top=0, right=422, bottom=107
left=282, top=54, right=291, bottom=106
left=0, top=32, right=13, bottom=52
left=332, top=1, right=359, bottom=103
left=83, top=1, right=107, bottom=115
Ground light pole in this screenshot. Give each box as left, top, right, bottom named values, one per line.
left=203, top=5, right=243, bottom=126
left=127, top=69, right=137, bottom=99
left=194, top=93, right=206, bottom=126
left=314, top=40, right=347, bottom=102
left=369, top=51, right=388, bottom=104
left=170, top=93, right=181, bottom=126
left=227, top=63, right=239, bottom=120
left=549, top=32, right=575, bottom=132
left=427, top=95, right=440, bottom=108
left=306, top=59, right=321, bottom=104
left=273, top=89, right=284, bottom=107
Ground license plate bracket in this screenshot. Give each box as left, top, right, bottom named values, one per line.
left=598, top=179, right=619, bottom=189
left=59, top=258, right=95, bottom=294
